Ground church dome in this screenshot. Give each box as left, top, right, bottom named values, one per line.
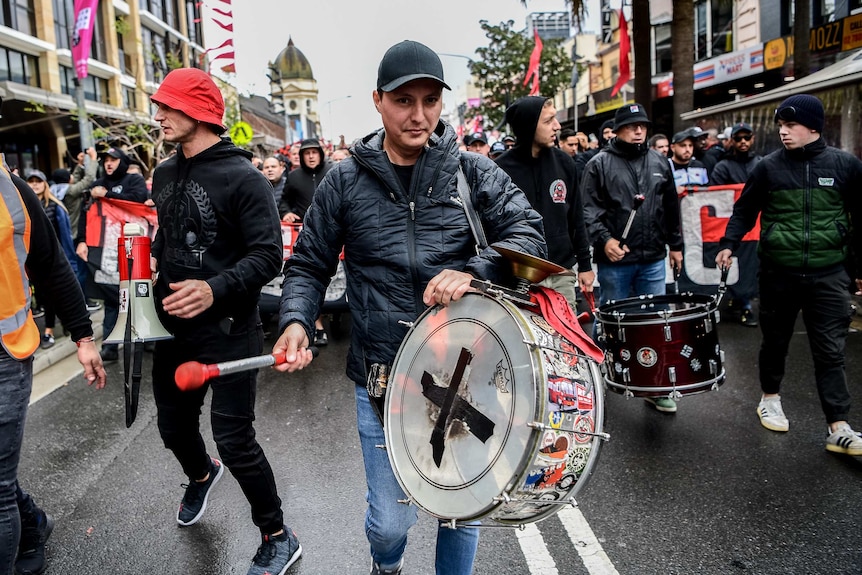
left=271, top=37, right=314, bottom=80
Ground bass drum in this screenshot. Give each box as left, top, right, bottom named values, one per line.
left=385, top=291, right=604, bottom=525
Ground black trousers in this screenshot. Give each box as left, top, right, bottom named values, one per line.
left=152, top=314, right=284, bottom=534
left=758, top=266, right=852, bottom=424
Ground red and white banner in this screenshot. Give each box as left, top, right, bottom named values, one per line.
left=71, top=0, right=100, bottom=79
left=675, top=184, right=761, bottom=297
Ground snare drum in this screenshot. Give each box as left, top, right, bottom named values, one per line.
left=385, top=291, right=605, bottom=526
left=595, top=293, right=725, bottom=398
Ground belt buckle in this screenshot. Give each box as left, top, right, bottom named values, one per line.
left=366, top=363, right=390, bottom=399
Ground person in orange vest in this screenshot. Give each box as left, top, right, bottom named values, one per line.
left=0, top=154, right=107, bottom=575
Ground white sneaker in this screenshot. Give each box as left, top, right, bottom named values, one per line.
left=757, top=396, right=789, bottom=432
left=825, top=423, right=862, bottom=456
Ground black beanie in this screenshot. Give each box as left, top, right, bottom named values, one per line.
left=775, top=94, right=824, bottom=133
left=51, top=168, right=71, bottom=184
left=613, top=103, right=651, bottom=131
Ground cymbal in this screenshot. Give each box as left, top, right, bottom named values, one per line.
left=492, top=246, right=573, bottom=284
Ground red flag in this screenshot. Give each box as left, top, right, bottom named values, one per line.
left=71, top=0, right=100, bottom=80
left=611, top=9, right=631, bottom=97
left=523, top=28, right=543, bottom=96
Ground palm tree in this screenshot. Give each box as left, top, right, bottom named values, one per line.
left=671, top=1, right=695, bottom=133
left=793, top=0, right=811, bottom=79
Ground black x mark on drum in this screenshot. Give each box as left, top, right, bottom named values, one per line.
left=423, top=347, right=496, bottom=467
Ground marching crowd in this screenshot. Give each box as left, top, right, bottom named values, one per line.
left=3, top=38, right=862, bottom=575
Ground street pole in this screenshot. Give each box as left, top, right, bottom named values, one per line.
left=66, top=1, right=93, bottom=151
left=325, top=95, right=351, bottom=145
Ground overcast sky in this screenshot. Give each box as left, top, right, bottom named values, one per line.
left=204, top=0, right=601, bottom=142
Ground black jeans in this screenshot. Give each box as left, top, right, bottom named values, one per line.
left=758, top=267, right=852, bottom=423
left=152, top=314, right=284, bottom=534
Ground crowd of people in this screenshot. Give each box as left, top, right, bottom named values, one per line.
left=3, top=39, right=862, bottom=575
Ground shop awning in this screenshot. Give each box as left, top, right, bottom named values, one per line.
left=681, top=49, right=862, bottom=121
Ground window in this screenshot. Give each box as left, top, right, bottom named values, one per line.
left=694, top=0, right=734, bottom=61
left=0, top=48, right=39, bottom=86
left=780, top=0, right=794, bottom=36
left=0, top=1, right=35, bottom=37
left=53, top=0, right=72, bottom=50
left=186, top=0, right=203, bottom=45
left=653, top=22, right=672, bottom=75
left=813, top=0, right=837, bottom=26
left=59, top=65, right=109, bottom=103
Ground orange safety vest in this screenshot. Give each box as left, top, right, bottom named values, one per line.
left=0, top=167, right=40, bottom=359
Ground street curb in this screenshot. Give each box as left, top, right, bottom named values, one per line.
left=33, top=310, right=104, bottom=377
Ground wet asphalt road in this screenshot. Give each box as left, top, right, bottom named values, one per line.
left=17, top=312, right=862, bottom=575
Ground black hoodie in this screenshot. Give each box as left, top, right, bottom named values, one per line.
left=151, top=138, right=282, bottom=333
left=495, top=96, right=591, bottom=271
left=76, top=148, right=148, bottom=241
left=278, top=139, right=332, bottom=220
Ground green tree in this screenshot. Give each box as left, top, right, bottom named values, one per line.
left=469, top=20, right=573, bottom=129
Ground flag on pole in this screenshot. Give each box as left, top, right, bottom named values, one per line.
left=71, top=0, right=100, bottom=80
left=523, top=28, right=543, bottom=96
left=205, top=0, right=236, bottom=74
left=611, top=9, right=631, bottom=97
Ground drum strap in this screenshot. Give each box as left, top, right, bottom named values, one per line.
left=456, top=168, right=488, bottom=254
left=531, top=286, right=605, bottom=363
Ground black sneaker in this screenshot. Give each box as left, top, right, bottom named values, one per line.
left=40, top=334, right=55, bottom=349
left=86, top=300, right=102, bottom=313
left=15, top=510, right=54, bottom=575
left=370, top=559, right=403, bottom=575
left=314, top=329, right=328, bottom=347
left=740, top=308, right=758, bottom=327
left=99, top=346, right=118, bottom=362
left=247, top=529, right=302, bottom=575
left=31, top=307, right=45, bottom=319
left=177, top=457, right=224, bottom=526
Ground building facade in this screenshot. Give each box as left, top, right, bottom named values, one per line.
left=0, top=0, right=206, bottom=175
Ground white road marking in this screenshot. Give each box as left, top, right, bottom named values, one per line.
left=516, top=522, right=559, bottom=574
left=557, top=506, right=620, bottom=575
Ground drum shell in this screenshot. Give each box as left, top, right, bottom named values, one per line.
left=596, top=294, right=725, bottom=397
left=385, top=292, right=604, bottom=525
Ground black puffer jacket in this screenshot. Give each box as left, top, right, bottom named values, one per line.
left=279, top=121, right=547, bottom=385
left=581, top=138, right=682, bottom=264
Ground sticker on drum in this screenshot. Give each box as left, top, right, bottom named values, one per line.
left=636, top=347, right=658, bottom=367
left=385, top=292, right=605, bottom=526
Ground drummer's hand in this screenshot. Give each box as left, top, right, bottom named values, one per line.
left=272, top=323, right=315, bottom=373
left=603, top=238, right=628, bottom=262
left=578, top=270, right=595, bottom=293
left=424, top=270, right=475, bottom=307
left=715, top=248, right=733, bottom=271
left=669, top=250, right=683, bottom=273
left=855, top=278, right=862, bottom=296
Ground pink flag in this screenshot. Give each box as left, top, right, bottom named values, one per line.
left=71, top=0, right=100, bottom=80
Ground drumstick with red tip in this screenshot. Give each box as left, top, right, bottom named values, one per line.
left=175, top=347, right=319, bottom=391
left=618, top=194, right=646, bottom=251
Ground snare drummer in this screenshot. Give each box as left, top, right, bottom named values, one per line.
left=273, top=40, right=546, bottom=575
left=581, top=103, right=684, bottom=413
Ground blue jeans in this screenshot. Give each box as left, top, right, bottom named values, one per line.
left=354, top=386, right=479, bottom=574
left=0, top=350, right=32, bottom=573
left=596, top=259, right=667, bottom=304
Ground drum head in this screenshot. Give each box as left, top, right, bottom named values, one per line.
left=597, top=293, right=716, bottom=324
left=385, top=293, right=541, bottom=521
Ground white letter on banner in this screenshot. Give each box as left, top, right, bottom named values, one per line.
left=680, top=189, right=739, bottom=286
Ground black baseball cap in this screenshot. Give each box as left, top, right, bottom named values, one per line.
left=377, top=40, right=451, bottom=92
left=469, top=132, right=488, bottom=145
left=489, top=142, right=506, bottom=157
left=671, top=130, right=694, bottom=145
left=730, top=122, right=753, bottom=137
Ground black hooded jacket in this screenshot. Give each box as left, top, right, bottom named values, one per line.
left=278, top=139, right=332, bottom=220
left=495, top=96, right=591, bottom=271
left=76, top=148, right=148, bottom=242
left=151, top=139, right=282, bottom=334
left=581, top=137, right=683, bottom=264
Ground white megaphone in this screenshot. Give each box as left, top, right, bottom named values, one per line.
left=105, top=223, right=173, bottom=344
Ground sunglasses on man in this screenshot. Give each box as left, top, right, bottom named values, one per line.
left=733, top=134, right=752, bottom=142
